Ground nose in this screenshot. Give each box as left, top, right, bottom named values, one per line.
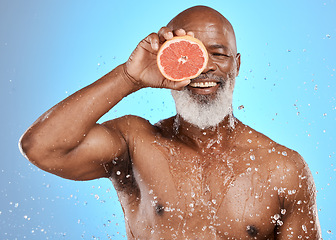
left=202, top=54, right=216, bottom=73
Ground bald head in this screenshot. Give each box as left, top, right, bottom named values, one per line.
left=167, top=6, right=233, bottom=31
left=167, top=6, right=237, bottom=54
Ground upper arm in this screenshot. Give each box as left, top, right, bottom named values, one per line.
left=276, top=154, right=321, bottom=239
left=33, top=118, right=130, bottom=181
left=62, top=121, right=128, bottom=180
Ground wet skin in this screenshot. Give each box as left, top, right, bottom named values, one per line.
left=20, top=6, right=321, bottom=240
left=105, top=115, right=317, bottom=239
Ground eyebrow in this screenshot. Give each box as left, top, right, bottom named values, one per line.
left=208, top=44, right=230, bottom=51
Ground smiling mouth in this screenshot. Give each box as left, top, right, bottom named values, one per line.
left=189, top=82, right=219, bottom=88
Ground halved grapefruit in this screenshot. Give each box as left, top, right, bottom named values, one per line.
left=157, top=36, right=208, bottom=81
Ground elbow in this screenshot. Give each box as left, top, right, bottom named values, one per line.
left=19, top=132, right=32, bottom=159
left=19, top=131, right=71, bottom=178
left=19, top=131, right=48, bottom=167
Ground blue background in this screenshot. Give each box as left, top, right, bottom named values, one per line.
left=1, top=0, right=335, bottom=239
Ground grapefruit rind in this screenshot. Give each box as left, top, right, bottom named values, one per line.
left=157, top=36, right=208, bottom=81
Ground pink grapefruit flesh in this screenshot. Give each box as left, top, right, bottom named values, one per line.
left=157, top=36, right=208, bottom=81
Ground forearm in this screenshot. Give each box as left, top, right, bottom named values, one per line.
left=20, top=64, right=138, bottom=157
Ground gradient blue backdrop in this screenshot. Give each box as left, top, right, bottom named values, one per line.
left=1, top=0, right=335, bottom=239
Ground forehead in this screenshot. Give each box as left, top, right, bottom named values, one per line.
left=168, top=15, right=237, bottom=53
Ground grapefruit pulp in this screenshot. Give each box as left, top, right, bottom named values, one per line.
left=157, top=36, right=208, bottom=81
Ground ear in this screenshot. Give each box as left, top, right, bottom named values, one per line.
left=235, top=53, right=241, bottom=77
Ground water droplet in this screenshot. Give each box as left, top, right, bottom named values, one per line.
left=327, top=230, right=332, bottom=234
left=116, top=171, right=121, bottom=175
left=250, top=155, right=255, bottom=161
left=326, top=34, right=331, bottom=38
left=282, top=151, right=287, bottom=156
left=238, top=105, right=244, bottom=110
left=302, top=224, right=307, bottom=232
left=273, top=214, right=280, bottom=220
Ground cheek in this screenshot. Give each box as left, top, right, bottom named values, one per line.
left=214, top=58, right=236, bottom=73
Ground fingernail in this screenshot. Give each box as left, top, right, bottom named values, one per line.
left=183, top=79, right=191, bottom=85
left=187, top=32, right=195, bottom=37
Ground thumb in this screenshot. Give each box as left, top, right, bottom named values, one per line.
left=162, top=79, right=191, bottom=90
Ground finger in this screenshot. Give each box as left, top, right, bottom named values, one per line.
left=158, top=26, right=173, bottom=42
left=186, top=31, right=195, bottom=37
left=173, top=28, right=186, bottom=36
left=146, top=32, right=160, bottom=51
left=162, top=79, right=191, bottom=90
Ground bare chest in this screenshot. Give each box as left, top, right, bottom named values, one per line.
left=127, top=138, right=281, bottom=239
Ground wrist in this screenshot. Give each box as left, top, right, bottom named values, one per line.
left=120, top=63, right=142, bottom=93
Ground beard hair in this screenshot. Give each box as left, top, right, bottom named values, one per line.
left=171, top=73, right=236, bottom=130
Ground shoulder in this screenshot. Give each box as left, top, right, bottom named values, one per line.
left=103, top=115, right=156, bottom=135
left=247, top=127, right=316, bottom=208
left=235, top=121, right=315, bottom=200
left=278, top=149, right=316, bottom=205
left=102, top=115, right=176, bottom=144
left=235, top=120, right=302, bottom=161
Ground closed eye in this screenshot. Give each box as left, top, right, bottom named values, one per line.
left=212, top=53, right=230, bottom=58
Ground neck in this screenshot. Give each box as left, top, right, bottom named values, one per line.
left=173, top=114, right=236, bottom=150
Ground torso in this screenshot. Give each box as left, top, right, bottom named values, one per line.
left=109, top=116, right=297, bottom=239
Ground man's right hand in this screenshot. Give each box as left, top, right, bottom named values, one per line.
left=123, top=27, right=193, bottom=90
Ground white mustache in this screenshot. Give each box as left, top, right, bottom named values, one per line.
left=191, top=73, right=225, bottom=83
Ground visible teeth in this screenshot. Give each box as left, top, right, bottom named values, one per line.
left=189, top=82, right=217, bottom=88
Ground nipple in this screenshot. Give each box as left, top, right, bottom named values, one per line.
left=155, top=204, right=165, bottom=216
left=246, top=225, right=258, bottom=236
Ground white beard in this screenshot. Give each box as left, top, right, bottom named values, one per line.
left=171, top=79, right=235, bottom=130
